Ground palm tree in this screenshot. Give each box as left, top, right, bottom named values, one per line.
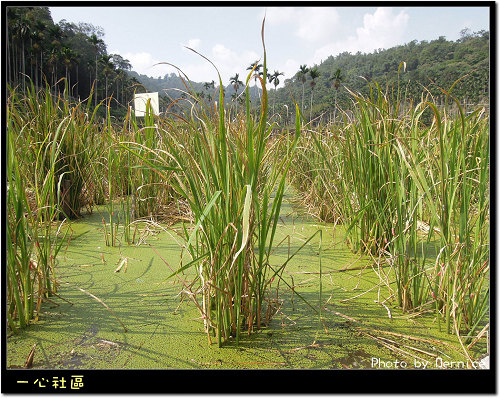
left=229, top=73, right=243, bottom=108
left=115, top=70, right=126, bottom=105
left=7, top=7, right=21, bottom=85
left=48, top=44, right=60, bottom=89
left=308, top=66, right=321, bottom=122
left=229, top=73, right=243, bottom=93
left=269, top=70, right=283, bottom=89
left=203, top=81, right=215, bottom=102
left=73, top=54, right=81, bottom=100
left=330, top=68, right=343, bottom=123
left=61, top=46, right=77, bottom=96
left=125, top=76, right=141, bottom=105
left=99, top=54, right=115, bottom=122
left=296, top=64, right=309, bottom=114
left=111, top=54, right=131, bottom=104
left=197, top=91, right=205, bottom=100
left=268, top=70, right=284, bottom=114
left=47, top=24, right=63, bottom=85
left=15, top=16, right=31, bottom=90
left=87, top=60, right=94, bottom=99
left=247, top=60, right=262, bottom=88
left=100, top=54, right=115, bottom=102
left=87, top=33, right=104, bottom=106
left=47, top=24, right=63, bottom=47
left=30, top=20, right=46, bottom=89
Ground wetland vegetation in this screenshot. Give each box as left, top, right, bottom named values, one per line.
left=6, top=8, right=489, bottom=371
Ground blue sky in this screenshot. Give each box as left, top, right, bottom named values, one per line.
left=49, top=6, right=490, bottom=87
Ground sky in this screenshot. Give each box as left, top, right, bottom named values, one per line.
left=49, top=5, right=490, bottom=87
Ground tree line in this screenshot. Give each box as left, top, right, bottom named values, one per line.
left=7, top=6, right=142, bottom=117
left=276, top=28, right=489, bottom=123
left=8, top=7, right=489, bottom=123
left=133, top=27, right=488, bottom=124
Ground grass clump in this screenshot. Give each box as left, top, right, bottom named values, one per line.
left=291, top=70, right=489, bottom=356
left=121, top=19, right=302, bottom=346
left=6, top=83, right=82, bottom=331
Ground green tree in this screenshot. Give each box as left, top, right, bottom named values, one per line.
left=15, top=15, right=32, bottom=90
left=100, top=54, right=115, bottom=102
left=47, top=43, right=61, bottom=89
left=268, top=70, right=284, bottom=114
left=330, top=68, right=343, bottom=122
left=87, top=33, right=104, bottom=106
left=308, top=66, right=320, bottom=122
left=61, top=46, right=78, bottom=96
left=230, top=73, right=243, bottom=92
left=247, top=60, right=262, bottom=88
left=296, top=64, right=309, bottom=114
left=46, top=24, right=65, bottom=90
left=110, top=54, right=131, bottom=104
left=229, top=73, right=244, bottom=108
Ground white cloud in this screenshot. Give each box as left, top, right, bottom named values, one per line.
left=356, top=7, right=409, bottom=50
left=264, top=7, right=340, bottom=42
left=183, top=38, right=201, bottom=51
left=264, top=7, right=296, bottom=25
left=295, top=7, right=340, bottom=42
left=115, top=50, right=176, bottom=78
left=180, top=44, right=260, bottom=85
left=312, top=7, right=409, bottom=63
left=282, top=59, right=300, bottom=85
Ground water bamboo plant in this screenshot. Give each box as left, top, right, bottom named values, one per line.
left=7, top=84, right=73, bottom=331
left=120, top=19, right=302, bottom=346
left=292, top=72, right=489, bottom=350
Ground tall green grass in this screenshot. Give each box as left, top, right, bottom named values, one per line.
left=7, top=39, right=487, bottom=357
left=7, top=102, right=35, bottom=330
left=399, top=97, right=489, bottom=339
left=7, top=84, right=78, bottom=331
left=121, top=20, right=302, bottom=346
left=292, top=73, right=489, bottom=350
left=12, top=81, right=103, bottom=220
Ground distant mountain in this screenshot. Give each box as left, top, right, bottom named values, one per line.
left=128, top=30, right=489, bottom=119
left=273, top=30, right=489, bottom=120
left=127, top=70, right=262, bottom=105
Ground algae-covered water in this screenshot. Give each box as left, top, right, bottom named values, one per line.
left=7, top=187, right=488, bottom=370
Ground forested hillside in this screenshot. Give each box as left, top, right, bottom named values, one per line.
left=7, top=6, right=489, bottom=121
left=6, top=6, right=140, bottom=117
left=132, top=29, right=489, bottom=121
left=275, top=30, right=489, bottom=121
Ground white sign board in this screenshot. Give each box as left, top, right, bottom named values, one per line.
left=134, top=92, right=159, bottom=117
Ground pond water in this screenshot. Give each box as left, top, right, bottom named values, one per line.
left=7, top=187, right=487, bottom=369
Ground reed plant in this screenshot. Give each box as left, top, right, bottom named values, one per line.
left=97, top=98, right=168, bottom=246
left=127, top=103, right=162, bottom=219
left=12, top=80, right=102, bottom=219
left=398, top=97, right=489, bottom=339
left=7, top=85, right=73, bottom=331
left=292, top=72, right=489, bottom=348
left=337, top=77, right=434, bottom=311
left=122, top=20, right=302, bottom=346
left=124, top=100, right=178, bottom=221
left=289, top=128, right=343, bottom=223
left=7, top=102, right=35, bottom=330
